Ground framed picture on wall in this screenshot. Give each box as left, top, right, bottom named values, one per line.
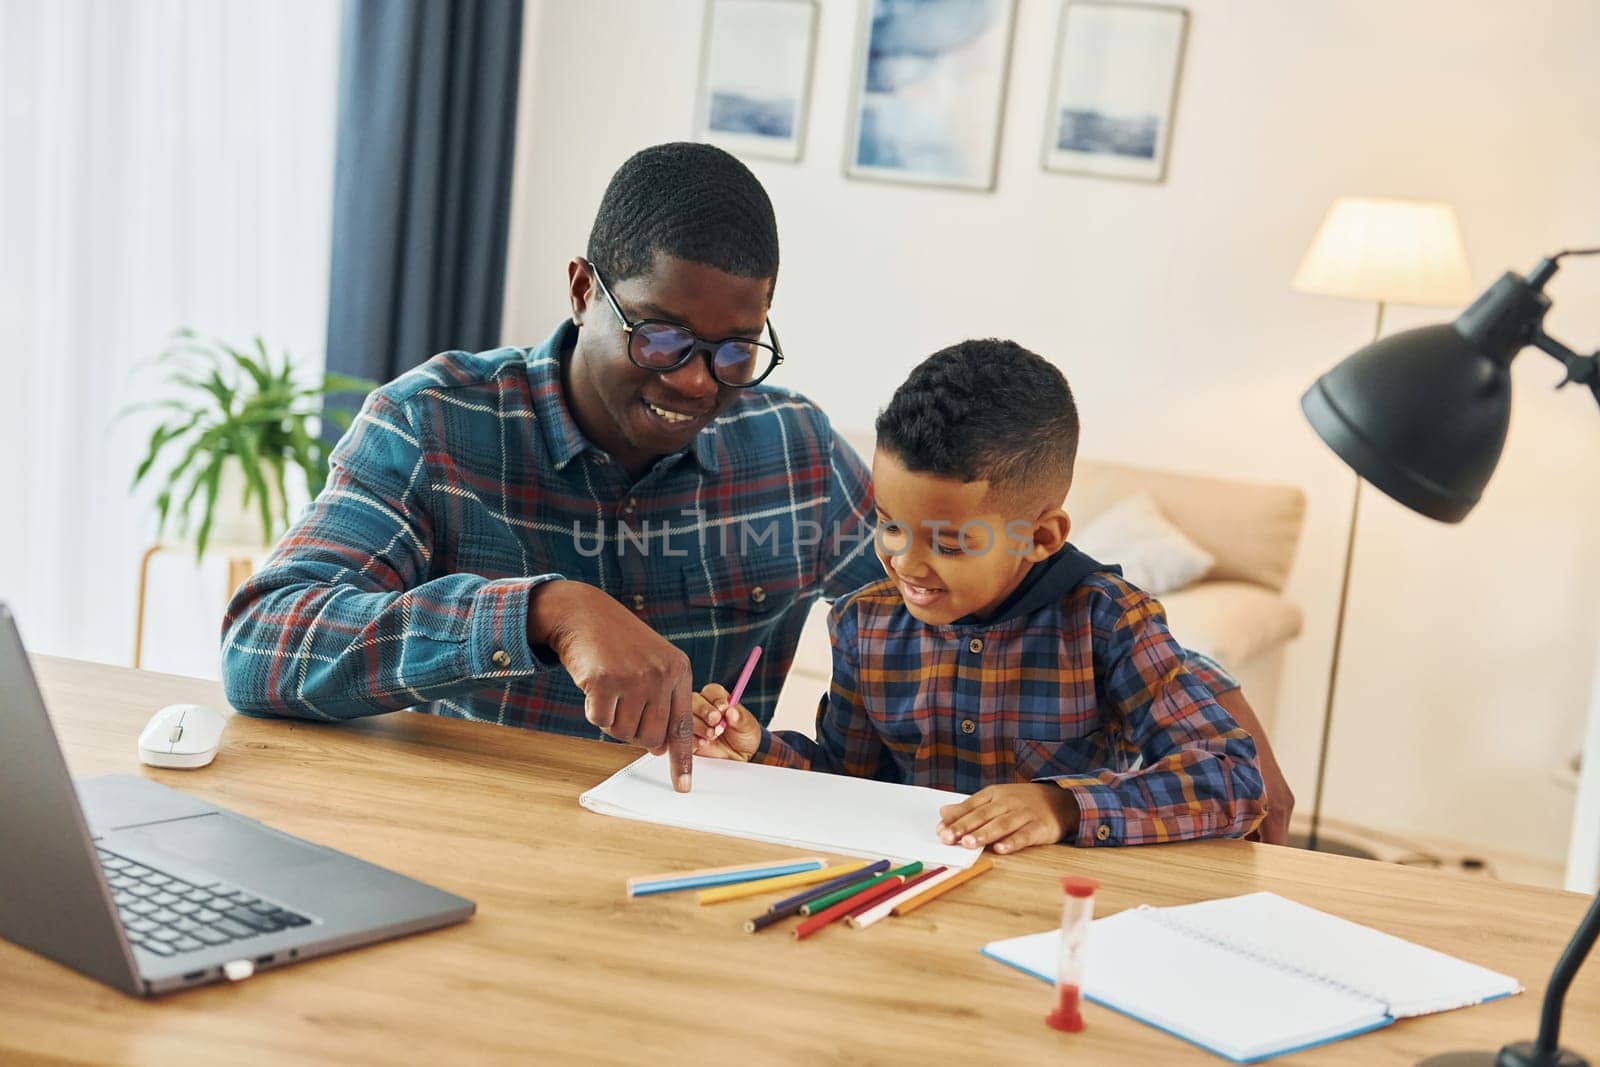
left=1042, top=1, right=1189, bottom=183
left=694, top=0, right=819, bottom=162
left=844, top=0, right=1018, bottom=191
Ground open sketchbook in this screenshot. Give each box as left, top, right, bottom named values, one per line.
left=579, top=753, right=980, bottom=869
left=982, top=892, right=1520, bottom=1064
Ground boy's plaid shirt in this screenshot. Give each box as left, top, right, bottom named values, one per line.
left=221, top=321, right=885, bottom=733
left=750, top=557, right=1267, bottom=846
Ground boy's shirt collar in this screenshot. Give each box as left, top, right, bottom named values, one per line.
left=947, top=544, right=1112, bottom=628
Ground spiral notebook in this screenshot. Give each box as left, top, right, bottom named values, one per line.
left=981, top=892, right=1520, bottom=1064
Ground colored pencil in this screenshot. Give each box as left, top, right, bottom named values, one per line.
left=793, top=877, right=911, bottom=940
left=744, top=861, right=890, bottom=932
left=800, top=862, right=922, bottom=916
left=797, top=872, right=895, bottom=916
left=844, top=868, right=941, bottom=921
left=744, top=909, right=793, bottom=934
left=767, top=860, right=890, bottom=916
left=890, top=856, right=995, bottom=915
left=725, top=645, right=763, bottom=710
left=697, top=860, right=868, bottom=906
left=847, top=866, right=949, bottom=929
left=627, top=857, right=825, bottom=897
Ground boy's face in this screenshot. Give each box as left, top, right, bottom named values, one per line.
left=871, top=450, right=1071, bottom=626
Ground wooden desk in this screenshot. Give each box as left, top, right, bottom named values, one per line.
left=6, top=657, right=1596, bottom=1065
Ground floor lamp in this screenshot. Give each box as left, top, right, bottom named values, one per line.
left=1290, top=197, right=1475, bottom=855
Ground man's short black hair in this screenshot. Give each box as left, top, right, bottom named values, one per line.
left=587, top=142, right=779, bottom=291
left=875, top=339, right=1080, bottom=508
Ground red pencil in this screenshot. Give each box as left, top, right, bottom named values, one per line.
left=792, top=876, right=908, bottom=940
left=844, top=867, right=946, bottom=928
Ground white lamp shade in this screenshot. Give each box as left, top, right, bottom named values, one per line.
left=1292, top=196, right=1474, bottom=307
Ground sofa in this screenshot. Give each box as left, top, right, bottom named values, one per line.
left=769, top=433, right=1307, bottom=738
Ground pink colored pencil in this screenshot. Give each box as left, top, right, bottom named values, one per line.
left=726, top=645, right=763, bottom=709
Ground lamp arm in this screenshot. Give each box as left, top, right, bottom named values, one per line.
left=1530, top=889, right=1600, bottom=1056
left=1517, top=248, right=1600, bottom=411
left=1528, top=328, right=1600, bottom=410
left=1522, top=241, right=1600, bottom=1062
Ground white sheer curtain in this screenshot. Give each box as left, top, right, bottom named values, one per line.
left=0, top=0, right=340, bottom=676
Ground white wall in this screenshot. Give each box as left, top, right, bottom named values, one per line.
left=503, top=0, right=1600, bottom=866
left=0, top=0, right=341, bottom=679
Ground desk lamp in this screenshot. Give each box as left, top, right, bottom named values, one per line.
left=1301, top=246, right=1600, bottom=1067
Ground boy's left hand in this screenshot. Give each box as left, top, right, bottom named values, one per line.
left=937, top=783, right=1080, bottom=854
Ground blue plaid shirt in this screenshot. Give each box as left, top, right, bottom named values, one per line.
left=221, top=320, right=884, bottom=734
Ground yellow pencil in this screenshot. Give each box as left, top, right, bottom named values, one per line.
left=696, top=860, right=870, bottom=906
left=891, top=856, right=995, bottom=916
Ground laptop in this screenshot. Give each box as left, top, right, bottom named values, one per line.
left=0, top=603, right=474, bottom=995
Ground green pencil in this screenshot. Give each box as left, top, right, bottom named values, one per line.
left=799, top=862, right=923, bottom=916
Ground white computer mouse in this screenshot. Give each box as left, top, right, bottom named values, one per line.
left=137, top=703, right=228, bottom=769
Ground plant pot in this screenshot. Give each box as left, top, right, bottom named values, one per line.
left=206, top=456, right=286, bottom=551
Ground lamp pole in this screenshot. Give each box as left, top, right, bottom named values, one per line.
left=1306, top=300, right=1384, bottom=853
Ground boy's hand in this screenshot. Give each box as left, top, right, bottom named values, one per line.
left=937, top=783, right=1080, bottom=854
left=690, top=683, right=762, bottom=761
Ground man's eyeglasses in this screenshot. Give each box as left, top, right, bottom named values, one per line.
left=586, top=260, right=783, bottom=388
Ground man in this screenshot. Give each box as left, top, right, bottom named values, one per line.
left=222, top=142, right=1294, bottom=841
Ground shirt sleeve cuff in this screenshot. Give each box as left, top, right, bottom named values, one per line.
left=465, top=574, right=563, bottom=676
left=751, top=728, right=807, bottom=770
left=1051, top=777, right=1127, bottom=846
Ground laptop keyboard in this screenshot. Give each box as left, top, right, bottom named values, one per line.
left=97, top=847, right=311, bottom=958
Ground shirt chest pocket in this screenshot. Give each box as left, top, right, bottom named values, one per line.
left=680, top=553, right=805, bottom=620
left=1013, top=708, right=1116, bottom=780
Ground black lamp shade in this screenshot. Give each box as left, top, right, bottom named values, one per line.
left=1301, top=324, right=1512, bottom=523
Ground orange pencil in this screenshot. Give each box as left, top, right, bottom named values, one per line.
left=891, top=856, right=995, bottom=916
left=792, top=876, right=908, bottom=940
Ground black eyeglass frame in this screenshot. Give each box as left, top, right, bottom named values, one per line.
left=584, top=259, right=784, bottom=388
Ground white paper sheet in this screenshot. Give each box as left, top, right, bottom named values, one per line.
left=579, top=753, right=980, bottom=869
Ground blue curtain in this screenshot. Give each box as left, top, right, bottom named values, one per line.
left=324, top=0, right=525, bottom=387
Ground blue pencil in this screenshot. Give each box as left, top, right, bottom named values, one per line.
left=627, top=857, right=826, bottom=897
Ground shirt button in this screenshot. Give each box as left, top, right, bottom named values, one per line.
left=491, top=649, right=511, bottom=668
left=632, top=594, right=646, bottom=611
left=1096, top=825, right=1112, bottom=842
left=750, top=585, right=767, bottom=605
left=960, top=718, right=976, bottom=735
left=967, top=638, right=984, bottom=654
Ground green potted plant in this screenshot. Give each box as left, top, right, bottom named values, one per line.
left=125, top=330, right=376, bottom=559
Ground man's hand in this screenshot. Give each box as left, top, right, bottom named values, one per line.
left=690, top=683, right=763, bottom=761
left=936, top=783, right=1079, bottom=854
left=1214, top=689, right=1295, bottom=844
left=528, top=580, right=695, bottom=792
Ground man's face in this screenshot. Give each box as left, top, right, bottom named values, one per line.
left=567, top=252, right=772, bottom=466
left=871, top=450, right=1068, bottom=626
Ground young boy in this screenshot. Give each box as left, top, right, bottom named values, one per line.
left=693, top=339, right=1265, bottom=854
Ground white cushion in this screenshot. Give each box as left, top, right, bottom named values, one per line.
left=1158, top=581, right=1304, bottom=668
left=1067, top=458, right=1306, bottom=593
left=788, top=597, right=835, bottom=682
left=1070, top=492, right=1215, bottom=595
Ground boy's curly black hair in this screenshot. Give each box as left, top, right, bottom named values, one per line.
left=587, top=142, right=779, bottom=293
left=875, top=339, right=1079, bottom=508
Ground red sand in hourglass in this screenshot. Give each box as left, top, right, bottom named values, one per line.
left=1047, top=984, right=1083, bottom=1032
